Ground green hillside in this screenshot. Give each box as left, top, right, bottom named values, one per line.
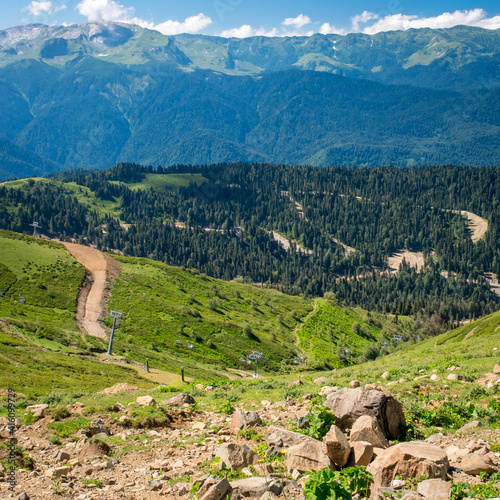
left=0, top=229, right=416, bottom=394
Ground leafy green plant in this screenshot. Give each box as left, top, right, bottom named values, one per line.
left=304, top=468, right=352, bottom=500
left=83, top=479, right=104, bottom=488
left=336, top=467, right=373, bottom=497
left=217, top=401, right=235, bottom=415
left=299, top=402, right=336, bottom=440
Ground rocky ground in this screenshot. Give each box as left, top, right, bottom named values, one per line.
left=1, top=384, right=499, bottom=500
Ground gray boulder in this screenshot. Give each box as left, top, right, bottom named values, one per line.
left=324, top=387, right=405, bottom=439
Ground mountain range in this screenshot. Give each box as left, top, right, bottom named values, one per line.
left=0, top=23, right=499, bottom=179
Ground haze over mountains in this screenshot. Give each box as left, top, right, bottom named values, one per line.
left=0, top=22, right=499, bottom=179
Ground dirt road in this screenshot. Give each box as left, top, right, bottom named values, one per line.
left=62, top=242, right=109, bottom=339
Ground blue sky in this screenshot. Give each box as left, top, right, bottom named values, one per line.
left=2, top=0, right=500, bottom=36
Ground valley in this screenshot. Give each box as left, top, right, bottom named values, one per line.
left=0, top=17, right=499, bottom=500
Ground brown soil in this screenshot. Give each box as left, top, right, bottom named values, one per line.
left=61, top=243, right=121, bottom=340
left=388, top=250, right=425, bottom=273
left=453, top=210, right=488, bottom=242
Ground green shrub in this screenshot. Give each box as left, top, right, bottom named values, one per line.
left=299, top=400, right=336, bottom=440
left=304, top=468, right=352, bottom=500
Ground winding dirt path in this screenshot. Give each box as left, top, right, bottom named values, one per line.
left=62, top=243, right=109, bottom=339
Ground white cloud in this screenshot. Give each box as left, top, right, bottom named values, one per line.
left=155, top=13, right=212, bottom=35
left=23, top=1, right=66, bottom=17
left=361, top=9, right=500, bottom=34
left=282, top=14, right=311, bottom=29
left=319, top=22, right=346, bottom=35
left=76, top=0, right=132, bottom=22
left=75, top=0, right=212, bottom=34
left=351, top=11, right=379, bottom=32
left=219, top=25, right=281, bottom=38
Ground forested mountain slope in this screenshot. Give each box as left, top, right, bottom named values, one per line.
left=0, top=24, right=499, bottom=176
left=1, top=163, right=499, bottom=322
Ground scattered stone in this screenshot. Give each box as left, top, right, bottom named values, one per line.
left=230, top=477, right=282, bottom=498
left=291, top=469, right=301, bottom=481
left=322, top=425, right=351, bottom=467
left=369, top=441, right=449, bottom=492
left=319, top=386, right=338, bottom=396
left=164, top=393, right=195, bottom=406
left=447, top=374, right=461, bottom=381
left=147, top=480, right=162, bottom=491
left=350, top=380, right=360, bottom=388
left=216, top=443, right=259, bottom=470
left=381, top=371, right=389, bottom=379
left=417, top=479, right=451, bottom=500
left=348, top=441, right=373, bottom=467
left=89, top=418, right=109, bottom=436
left=446, top=445, right=469, bottom=463
left=285, top=439, right=334, bottom=473
left=49, top=466, right=72, bottom=478
left=349, top=415, right=389, bottom=449
left=195, top=384, right=204, bottom=390
left=25, top=404, right=49, bottom=418
left=267, top=426, right=314, bottom=450
left=292, top=379, right=303, bottom=386
left=230, top=410, right=261, bottom=434
left=114, top=402, right=126, bottom=411
left=204, top=386, right=214, bottom=393
left=461, top=453, right=497, bottom=475
left=430, top=374, right=440, bottom=382
left=199, top=477, right=232, bottom=500
left=56, top=451, right=70, bottom=463
left=313, top=377, right=328, bottom=385
left=493, top=364, right=500, bottom=374
left=391, top=479, right=406, bottom=489
left=457, top=420, right=482, bottom=433
left=425, top=433, right=444, bottom=443
left=136, top=395, right=156, bottom=406
left=323, top=388, right=405, bottom=439
left=192, top=421, right=207, bottom=431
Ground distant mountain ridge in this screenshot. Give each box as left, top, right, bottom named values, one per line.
left=0, top=23, right=499, bottom=178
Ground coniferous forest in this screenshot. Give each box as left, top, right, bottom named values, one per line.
left=1, top=162, right=499, bottom=323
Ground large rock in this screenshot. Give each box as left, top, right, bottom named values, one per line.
left=230, top=477, right=282, bottom=498
left=460, top=454, right=496, bottom=475
left=136, top=395, right=156, bottom=407
left=25, top=404, right=49, bottom=418
left=417, top=479, right=451, bottom=500
left=285, top=440, right=334, bottom=473
left=164, top=393, right=195, bottom=406
left=350, top=415, right=389, bottom=449
left=216, top=443, right=259, bottom=470
left=324, top=387, right=405, bottom=439
left=230, top=410, right=261, bottom=434
left=348, top=441, right=374, bottom=467
left=89, top=418, right=110, bottom=436
left=322, top=425, right=351, bottom=467
left=199, top=477, right=232, bottom=500
left=267, top=426, right=314, bottom=449
left=370, top=441, right=449, bottom=493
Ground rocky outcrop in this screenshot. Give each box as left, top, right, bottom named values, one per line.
left=369, top=441, right=449, bottom=493
left=285, top=439, right=334, bottom=473
left=322, top=425, right=351, bottom=467
left=349, top=415, right=389, bottom=449
left=216, top=443, right=259, bottom=470
left=324, top=387, right=405, bottom=439
left=230, top=410, right=261, bottom=434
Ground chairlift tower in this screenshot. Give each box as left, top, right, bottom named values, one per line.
left=247, top=351, right=267, bottom=378
left=29, top=222, right=41, bottom=237
left=107, top=310, right=122, bottom=355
